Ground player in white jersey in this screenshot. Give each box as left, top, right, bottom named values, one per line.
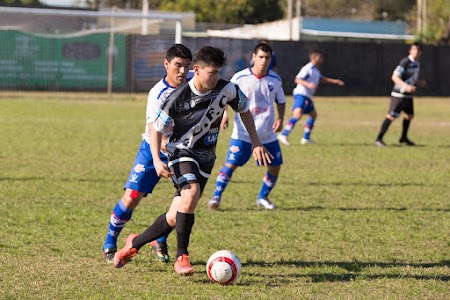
left=208, top=42, right=286, bottom=210
left=278, top=49, right=345, bottom=145
left=102, top=44, right=192, bottom=263
left=112, top=46, right=272, bottom=275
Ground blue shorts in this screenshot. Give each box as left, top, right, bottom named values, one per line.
left=225, top=139, right=283, bottom=167
left=292, top=94, right=315, bottom=114
left=123, top=140, right=168, bottom=195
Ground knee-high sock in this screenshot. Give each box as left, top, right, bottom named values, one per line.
left=401, top=118, right=411, bottom=139
left=212, top=165, right=234, bottom=200
left=377, top=118, right=392, bottom=140
left=176, top=212, right=195, bottom=257
left=132, top=213, right=173, bottom=250
left=281, top=117, right=299, bottom=137
left=258, top=172, right=278, bottom=200
left=303, top=117, right=315, bottom=140
left=104, top=199, right=133, bottom=250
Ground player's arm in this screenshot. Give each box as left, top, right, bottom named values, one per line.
left=272, top=103, right=285, bottom=132
left=392, top=72, right=416, bottom=94
left=320, top=76, right=345, bottom=86
left=295, top=77, right=317, bottom=90
left=238, top=110, right=273, bottom=166
left=220, top=105, right=229, bottom=130
left=149, top=126, right=173, bottom=178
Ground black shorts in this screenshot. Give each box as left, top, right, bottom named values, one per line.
left=168, top=149, right=216, bottom=196
left=388, top=96, right=414, bottom=117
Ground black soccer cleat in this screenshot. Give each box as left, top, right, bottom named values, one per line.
left=399, top=137, right=416, bottom=146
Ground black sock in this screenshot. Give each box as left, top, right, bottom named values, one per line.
left=176, top=212, right=195, bottom=257
left=132, top=213, right=173, bottom=250
left=377, top=118, right=392, bottom=140
left=401, top=118, right=411, bottom=139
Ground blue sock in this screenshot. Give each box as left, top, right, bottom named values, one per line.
left=303, top=117, right=315, bottom=140
left=281, top=117, right=299, bottom=137
left=258, top=172, right=278, bottom=200
left=212, top=165, right=234, bottom=200
left=104, top=199, right=133, bottom=250
left=157, top=234, right=169, bottom=243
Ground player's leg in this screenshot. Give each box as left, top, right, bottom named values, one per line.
left=103, top=188, right=144, bottom=262
left=278, top=94, right=305, bottom=145
left=399, top=99, right=415, bottom=145
left=113, top=195, right=181, bottom=268
left=172, top=159, right=211, bottom=275
left=301, top=108, right=317, bottom=144
left=209, top=139, right=251, bottom=210
left=375, top=97, right=401, bottom=147
left=103, top=141, right=160, bottom=262
left=256, top=140, right=283, bottom=209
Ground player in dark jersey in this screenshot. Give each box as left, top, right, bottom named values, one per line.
left=375, top=42, right=423, bottom=147
left=101, top=44, right=192, bottom=263
left=112, top=46, right=272, bottom=275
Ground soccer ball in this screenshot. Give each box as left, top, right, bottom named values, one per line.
left=206, top=250, right=242, bottom=285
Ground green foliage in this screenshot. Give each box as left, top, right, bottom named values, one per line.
left=416, top=0, right=450, bottom=44
left=159, top=0, right=283, bottom=24
left=0, top=93, right=449, bottom=299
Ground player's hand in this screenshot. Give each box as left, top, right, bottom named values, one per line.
left=406, top=84, right=416, bottom=93
left=272, top=118, right=283, bottom=132
left=307, top=82, right=317, bottom=89
left=220, top=117, right=229, bottom=130
left=154, top=160, right=173, bottom=178
left=335, top=79, right=345, bottom=86
left=252, top=145, right=273, bottom=166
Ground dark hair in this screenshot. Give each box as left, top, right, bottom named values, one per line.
left=411, top=42, right=423, bottom=51
left=309, top=48, right=323, bottom=56
left=193, top=46, right=227, bottom=67
left=166, top=44, right=192, bottom=61
left=253, top=42, right=272, bottom=55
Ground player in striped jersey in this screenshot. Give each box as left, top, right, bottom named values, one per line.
left=375, top=42, right=423, bottom=147
left=112, top=46, right=272, bottom=275
left=208, top=42, right=286, bottom=210
left=102, top=44, right=192, bottom=263
left=277, top=49, right=344, bottom=145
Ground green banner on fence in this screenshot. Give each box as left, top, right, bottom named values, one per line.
left=0, top=30, right=126, bottom=89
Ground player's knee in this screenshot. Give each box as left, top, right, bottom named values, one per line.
left=406, top=114, right=414, bottom=120
left=387, top=114, right=397, bottom=120
left=122, top=190, right=142, bottom=208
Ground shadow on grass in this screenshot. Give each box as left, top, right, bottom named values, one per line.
left=210, top=206, right=450, bottom=213
left=191, top=259, right=450, bottom=283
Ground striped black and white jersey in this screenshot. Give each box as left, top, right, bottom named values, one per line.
left=153, top=78, right=249, bottom=155
left=391, top=55, right=420, bottom=99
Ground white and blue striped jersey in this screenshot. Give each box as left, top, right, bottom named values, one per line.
left=231, top=67, right=286, bottom=144
left=142, top=71, right=194, bottom=143
left=293, top=62, right=322, bottom=99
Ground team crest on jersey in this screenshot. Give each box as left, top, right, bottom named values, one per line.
left=237, top=88, right=247, bottom=110
left=133, top=164, right=145, bottom=173
left=268, top=82, right=274, bottom=91
left=229, top=145, right=240, bottom=153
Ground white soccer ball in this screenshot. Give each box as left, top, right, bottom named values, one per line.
left=206, top=250, right=242, bottom=285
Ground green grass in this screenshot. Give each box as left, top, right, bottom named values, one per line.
left=1, top=92, right=449, bottom=299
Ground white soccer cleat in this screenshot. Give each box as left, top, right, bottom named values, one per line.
left=277, top=134, right=290, bottom=146
left=301, top=138, right=316, bottom=145
left=256, top=198, right=276, bottom=210
left=208, top=197, right=221, bottom=210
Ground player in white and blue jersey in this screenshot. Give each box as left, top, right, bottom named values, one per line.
left=208, top=42, right=286, bottom=210
left=375, top=42, right=423, bottom=147
left=278, top=49, right=345, bottom=145
left=102, top=44, right=192, bottom=263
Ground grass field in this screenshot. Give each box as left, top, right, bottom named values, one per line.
left=1, top=92, right=449, bottom=299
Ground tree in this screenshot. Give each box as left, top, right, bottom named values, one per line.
left=159, top=0, right=283, bottom=24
